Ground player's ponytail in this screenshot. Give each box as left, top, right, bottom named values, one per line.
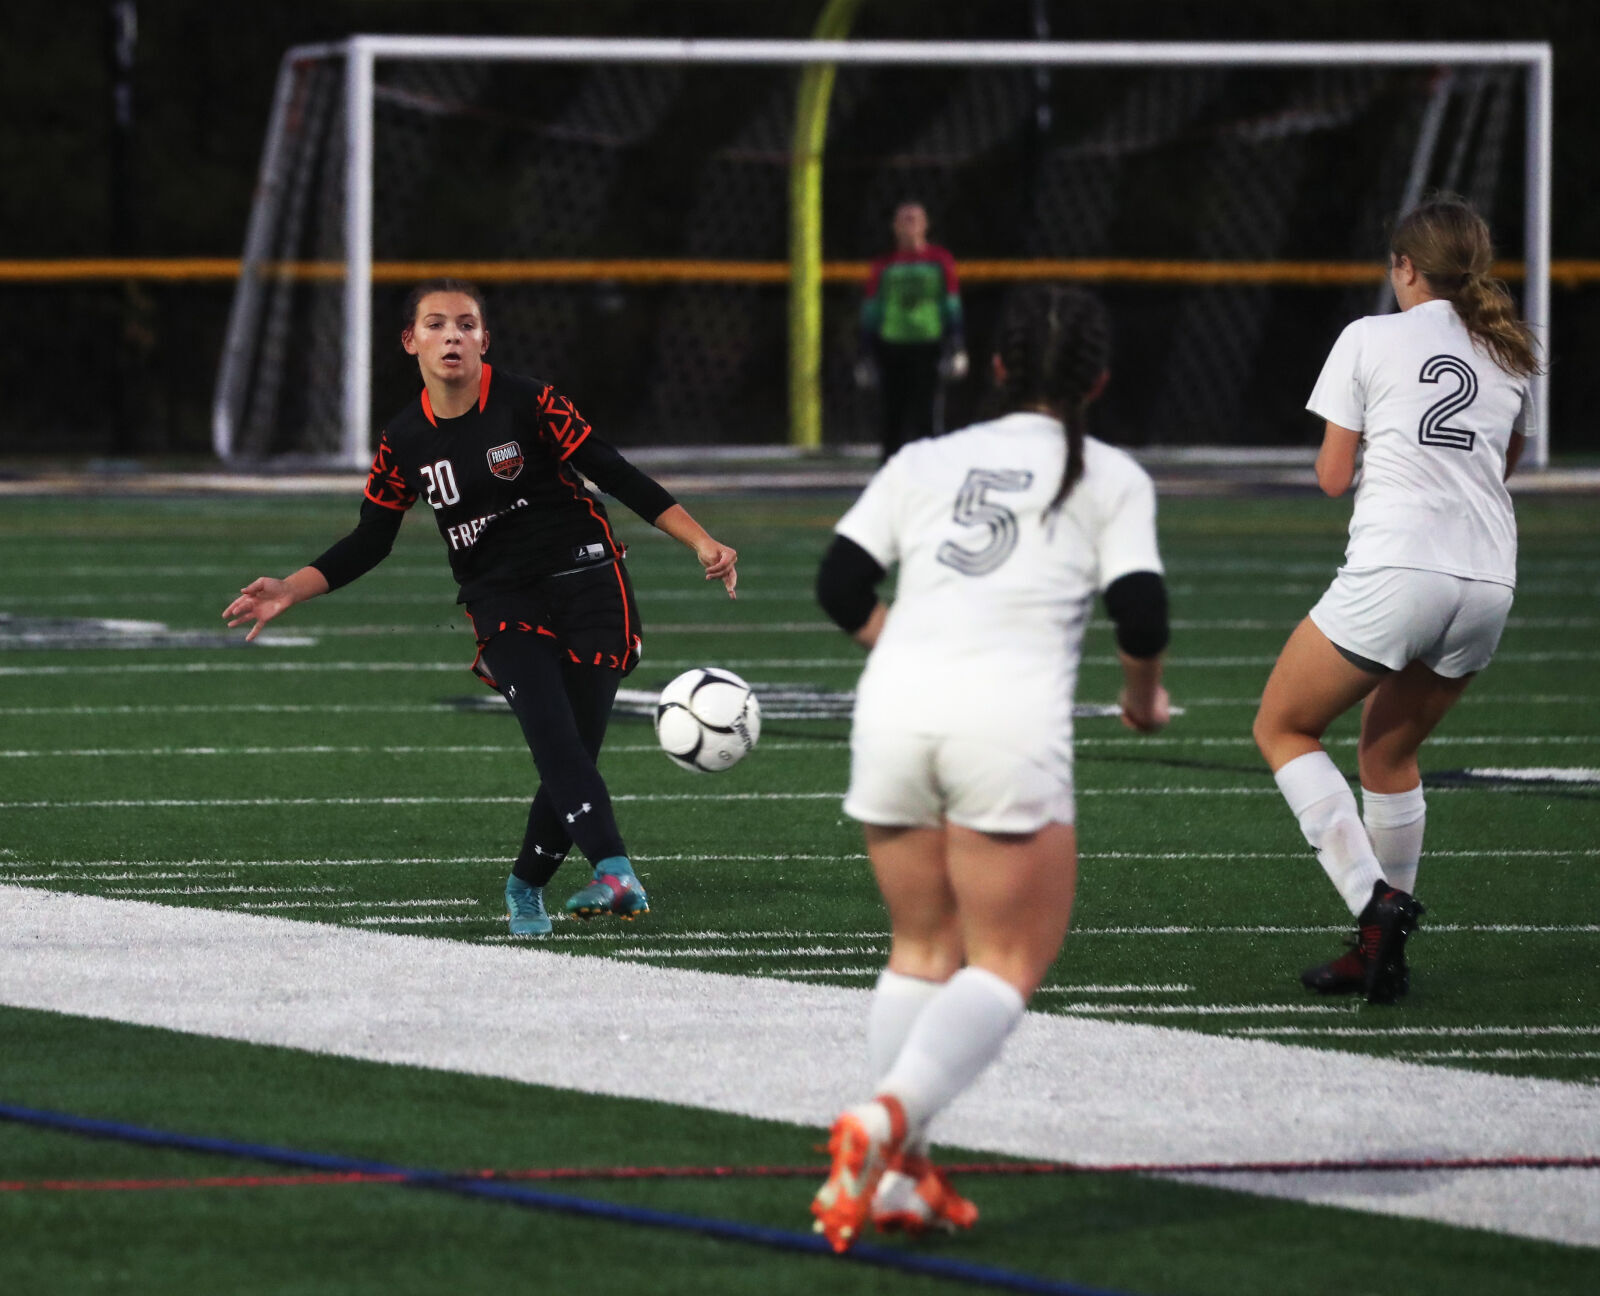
left=992, top=285, right=1111, bottom=513
left=1390, top=194, right=1541, bottom=379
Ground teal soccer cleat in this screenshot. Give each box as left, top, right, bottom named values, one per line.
left=563, top=871, right=650, bottom=922
left=505, top=875, right=552, bottom=936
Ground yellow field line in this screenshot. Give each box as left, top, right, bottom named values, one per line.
left=3, top=258, right=1597, bottom=286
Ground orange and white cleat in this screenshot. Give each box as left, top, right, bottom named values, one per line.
left=872, top=1152, right=979, bottom=1236
left=810, top=1096, right=907, bottom=1254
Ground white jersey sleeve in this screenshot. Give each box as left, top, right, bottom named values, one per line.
left=1087, top=448, right=1164, bottom=589
left=834, top=456, right=903, bottom=570
left=1306, top=318, right=1368, bottom=431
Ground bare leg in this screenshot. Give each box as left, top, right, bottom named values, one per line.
left=866, top=824, right=964, bottom=982
left=946, top=821, right=1077, bottom=998
left=1358, top=661, right=1475, bottom=792
left=1356, top=661, right=1474, bottom=893
left=1253, top=617, right=1385, bottom=772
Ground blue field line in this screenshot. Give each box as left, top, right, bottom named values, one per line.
left=0, top=1101, right=1136, bottom=1296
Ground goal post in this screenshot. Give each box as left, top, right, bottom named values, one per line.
left=215, top=37, right=1553, bottom=469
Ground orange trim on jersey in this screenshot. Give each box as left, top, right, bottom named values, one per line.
left=552, top=464, right=633, bottom=671
left=361, top=483, right=410, bottom=511
left=419, top=365, right=492, bottom=428
left=556, top=426, right=590, bottom=462
left=608, top=559, right=633, bottom=672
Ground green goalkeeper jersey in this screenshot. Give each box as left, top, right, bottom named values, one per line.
left=860, top=244, right=964, bottom=347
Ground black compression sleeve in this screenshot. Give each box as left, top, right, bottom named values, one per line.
left=816, top=535, right=886, bottom=634
left=309, top=498, right=404, bottom=591
left=1103, top=570, right=1170, bottom=659
left=570, top=435, right=677, bottom=524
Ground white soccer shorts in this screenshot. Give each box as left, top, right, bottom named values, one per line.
left=1309, top=566, right=1514, bottom=678
left=844, top=729, right=1075, bottom=833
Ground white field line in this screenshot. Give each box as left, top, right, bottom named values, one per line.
left=4, top=887, right=1596, bottom=1248
left=6, top=650, right=1600, bottom=679
left=1398, top=1049, right=1600, bottom=1061
left=1049, top=1003, right=1357, bottom=1016
left=1231, top=1025, right=1600, bottom=1038
left=0, top=872, right=239, bottom=883
left=1466, top=767, right=1600, bottom=783
left=348, top=915, right=492, bottom=925
left=10, top=614, right=1590, bottom=639
left=16, top=581, right=1579, bottom=604
left=0, top=741, right=835, bottom=759
left=100, top=885, right=339, bottom=897
left=4, top=848, right=1594, bottom=871
left=4, top=693, right=1592, bottom=718
left=1077, top=924, right=1600, bottom=936
left=7, top=735, right=1599, bottom=760
left=236, top=899, right=483, bottom=911
left=613, top=945, right=886, bottom=958
left=1021, top=983, right=1195, bottom=994
left=1167, top=694, right=1599, bottom=708
left=0, top=783, right=1568, bottom=811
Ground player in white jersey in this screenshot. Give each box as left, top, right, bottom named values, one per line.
left=1252, top=195, right=1541, bottom=1004
left=808, top=286, right=1171, bottom=1251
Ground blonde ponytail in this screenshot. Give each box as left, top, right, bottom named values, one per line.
left=1452, top=269, right=1542, bottom=379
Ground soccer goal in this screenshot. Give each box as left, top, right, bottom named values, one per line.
left=213, top=37, right=1552, bottom=468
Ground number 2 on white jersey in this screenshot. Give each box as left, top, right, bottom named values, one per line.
left=937, top=468, right=1034, bottom=576
left=1417, top=354, right=1479, bottom=451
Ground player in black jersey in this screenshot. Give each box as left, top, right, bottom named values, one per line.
left=224, top=279, right=738, bottom=936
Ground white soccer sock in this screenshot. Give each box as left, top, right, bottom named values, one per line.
left=867, top=969, right=945, bottom=1157
left=1362, top=785, right=1426, bottom=895
left=876, top=967, right=1025, bottom=1141
left=1274, top=750, right=1386, bottom=916
left=868, top=969, right=944, bottom=1081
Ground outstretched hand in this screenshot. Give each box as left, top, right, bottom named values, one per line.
left=223, top=577, right=296, bottom=642
left=697, top=540, right=739, bottom=599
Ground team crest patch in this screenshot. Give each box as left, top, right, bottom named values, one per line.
left=486, top=441, right=524, bottom=481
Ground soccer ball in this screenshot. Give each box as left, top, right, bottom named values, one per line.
left=655, top=668, right=761, bottom=773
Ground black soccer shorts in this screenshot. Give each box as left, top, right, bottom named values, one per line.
left=466, top=557, right=643, bottom=688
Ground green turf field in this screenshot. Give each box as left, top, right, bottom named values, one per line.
left=1, top=486, right=1596, bottom=1294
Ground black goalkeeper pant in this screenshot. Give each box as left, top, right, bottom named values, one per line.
left=476, top=629, right=626, bottom=886
left=876, top=340, right=944, bottom=461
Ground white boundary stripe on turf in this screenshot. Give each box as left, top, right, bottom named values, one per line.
left=1, top=886, right=1595, bottom=1248
left=8, top=736, right=1598, bottom=760
left=1399, top=1050, right=1600, bottom=1061
left=5, top=848, right=1594, bottom=870
left=0, top=788, right=1496, bottom=810
left=5, top=649, right=1599, bottom=678
left=1232, top=1026, right=1600, bottom=1038
left=4, top=693, right=1592, bottom=716
left=0, top=741, right=837, bottom=759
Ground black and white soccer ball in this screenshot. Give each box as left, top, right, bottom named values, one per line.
left=654, top=668, right=761, bottom=773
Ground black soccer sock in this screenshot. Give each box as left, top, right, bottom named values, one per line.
left=481, top=630, right=627, bottom=872
left=511, top=796, right=569, bottom=887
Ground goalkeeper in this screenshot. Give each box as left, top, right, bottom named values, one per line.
left=855, top=201, right=968, bottom=461
left=223, top=279, right=737, bottom=937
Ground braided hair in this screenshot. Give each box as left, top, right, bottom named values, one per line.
left=991, top=284, right=1111, bottom=512
left=1390, top=194, right=1540, bottom=379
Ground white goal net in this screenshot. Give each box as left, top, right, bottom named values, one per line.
left=214, top=38, right=1551, bottom=467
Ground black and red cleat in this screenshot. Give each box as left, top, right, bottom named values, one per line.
left=1358, top=880, right=1424, bottom=1005
left=1301, top=880, right=1424, bottom=1003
